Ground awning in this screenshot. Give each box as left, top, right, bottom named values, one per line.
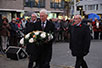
left=50, top=10, right=64, bottom=13
left=0, top=9, right=24, bottom=12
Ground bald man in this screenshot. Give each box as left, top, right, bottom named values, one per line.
left=69, top=15, right=91, bottom=68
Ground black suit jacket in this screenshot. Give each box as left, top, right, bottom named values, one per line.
left=69, top=23, right=91, bottom=56
left=24, top=21, right=37, bottom=34
left=26, top=20, right=55, bottom=61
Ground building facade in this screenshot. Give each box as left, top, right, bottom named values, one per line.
left=0, top=0, right=65, bottom=21
left=24, top=0, right=64, bottom=19
left=0, top=0, right=24, bottom=22
left=76, top=0, right=102, bottom=17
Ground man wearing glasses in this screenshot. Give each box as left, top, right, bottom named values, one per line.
left=24, top=13, right=39, bottom=68
left=69, top=15, right=91, bottom=68
left=24, top=13, right=38, bottom=34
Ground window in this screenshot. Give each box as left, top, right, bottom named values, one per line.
left=24, top=0, right=30, bottom=7
left=85, top=5, right=87, bottom=10
left=88, top=5, right=95, bottom=10
left=96, top=4, right=98, bottom=10
left=24, top=0, right=45, bottom=8
left=50, top=0, right=64, bottom=9
left=100, top=4, right=102, bottom=9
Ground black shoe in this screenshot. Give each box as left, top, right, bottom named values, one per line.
left=33, top=65, right=38, bottom=68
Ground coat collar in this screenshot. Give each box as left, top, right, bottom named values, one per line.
left=72, top=22, right=82, bottom=27
left=40, top=20, right=49, bottom=31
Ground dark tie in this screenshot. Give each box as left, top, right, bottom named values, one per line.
left=41, top=22, right=45, bottom=30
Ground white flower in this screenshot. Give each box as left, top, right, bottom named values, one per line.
left=48, top=34, right=53, bottom=41
left=34, top=31, right=40, bottom=35
left=50, top=34, right=53, bottom=39
left=40, top=32, right=46, bottom=38
left=20, top=38, right=24, bottom=45
left=29, top=38, right=34, bottom=43
left=25, top=33, right=30, bottom=39
left=47, top=33, right=50, bottom=36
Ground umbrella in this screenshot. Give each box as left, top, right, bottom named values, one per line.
left=88, top=13, right=100, bottom=21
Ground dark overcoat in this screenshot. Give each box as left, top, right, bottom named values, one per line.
left=25, top=20, right=55, bottom=62
left=69, top=23, right=91, bottom=56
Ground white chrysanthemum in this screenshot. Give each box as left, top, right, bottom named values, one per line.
left=40, top=32, right=46, bottom=38
left=29, top=38, right=34, bottom=43
left=48, top=34, right=53, bottom=40
left=25, top=33, right=30, bottom=39
left=47, top=33, right=50, bottom=36
left=20, top=38, right=24, bottom=45
left=50, top=34, right=53, bottom=39
left=34, top=31, right=40, bottom=35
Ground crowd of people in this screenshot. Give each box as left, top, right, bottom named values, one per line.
left=0, top=12, right=102, bottom=52
left=0, top=9, right=102, bottom=68
left=0, top=17, right=26, bottom=52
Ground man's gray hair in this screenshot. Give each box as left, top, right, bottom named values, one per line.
left=40, top=9, right=48, bottom=15
left=31, top=13, right=37, bottom=17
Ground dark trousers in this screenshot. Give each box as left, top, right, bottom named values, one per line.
left=28, top=55, right=35, bottom=68
left=28, top=55, right=50, bottom=68
left=75, top=56, right=88, bottom=68
left=94, top=31, right=99, bottom=39
left=28, top=58, right=50, bottom=68
left=35, top=61, right=50, bottom=68
left=100, top=32, right=102, bottom=40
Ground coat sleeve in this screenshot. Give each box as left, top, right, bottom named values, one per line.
left=83, top=25, right=91, bottom=53
left=50, top=22, right=56, bottom=42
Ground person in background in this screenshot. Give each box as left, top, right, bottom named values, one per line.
left=53, top=18, right=60, bottom=42
left=9, top=18, right=18, bottom=46
left=69, top=15, right=91, bottom=68
left=0, top=18, right=11, bottom=52
left=92, top=18, right=101, bottom=39
left=16, top=18, right=23, bottom=30
left=59, top=18, right=65, bottom=41
left=63, top=19, right=69, bottom=42
left=21, top=18, right=27, bottom=29
left=25, top=18, right=30, bottom=28
left=0, top=18, right=2, bottom=51
left=99, top=19, right=102, bottom=40
left=87, top=19, right=93, bottom=39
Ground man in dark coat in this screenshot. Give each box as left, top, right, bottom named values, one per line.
left=24, top=13, right=38, bottom=34
left=25, top=9, right=55, bottom=68
left=9, top=18, right=18, bottom=46
left=24, top=13, right=39, bottom=68
left=69, top=15, right=91, bottom=68
left=33, top=9, right=55, bottom=68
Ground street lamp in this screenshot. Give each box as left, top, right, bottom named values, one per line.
left=79, top=7, right=82, bottom=15
left=78, top=6, right=83, bottom=16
